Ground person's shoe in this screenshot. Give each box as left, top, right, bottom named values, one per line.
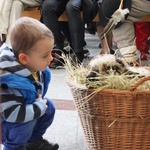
left=50, top=49, right=65, bottom=69
left=71, top=52, right=84, bottom=65
left=85, top=23, right=96, bottom=35
left=63, top=45, right=90, bottom=58
left=85, top=29, right=96, bottom=35
left=83, top=47, right=90, bottom=57
left=26, top=138, right=59, bottom=150
left=98, top=43, right=115, bottom=54
left=98, top=43, right=101, bottom=48
left=63, top=45, right=73, bottom=54
left=110, top=48, right=115, bottom=54
left=50, top=57, right=64, bottom=69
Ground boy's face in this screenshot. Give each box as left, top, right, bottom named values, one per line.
left=19, top=37, right=54, bottom=71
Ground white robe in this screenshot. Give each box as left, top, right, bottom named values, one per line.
left=0, top=0, right=43, bottom=46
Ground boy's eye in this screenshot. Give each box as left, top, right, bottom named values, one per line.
left=43, top=55, right=48, bottom=58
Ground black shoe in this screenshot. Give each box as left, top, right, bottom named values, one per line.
left=110, top=48, right=115, bottom=54
left=83, top=47, right=90, bottom=57
left=63, top=45, right=73, bottom=54
left=63, top=45, right=90, bottom=58
left=85, top=23, right=96, bottom=35
left=98, top=43, right=101, bottom=48
left=50, top=49, right=65, bottom=69
left=26, top=138, right=59, bottom=150
left=71, top=52, right=84, bottom=65
left=98, top=44, right=115, bottom=54
left=50, top=58, right=64, bottom=69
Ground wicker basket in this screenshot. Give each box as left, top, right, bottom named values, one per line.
left=67, top=76, right=150, bottom=150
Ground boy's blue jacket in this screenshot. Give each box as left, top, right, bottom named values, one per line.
left=0, top=44, right=51, bottom=123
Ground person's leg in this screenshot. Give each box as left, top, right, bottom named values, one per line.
left=113, top=20, right=135, bottom=49
left=26, top=99, right=59, bottom=150
left=60, top=21, right=72, bottom=48
left=97, top=25, right=112, bottom=54
left=97, top=2, right=114, bottom=55
left=42, top=0, right=69, bottom=68
left=29, top=98, right=55, bottom=141
left=112, top=21, right=141, bottom=66
left=4, top=0, right=42, bottom=47
left=60, top=21, right=90, bottom=58
left=42, top=0, right=68, bottom=52
left=66, top=0, right=84, bottom=62
left=5, top=0, right=24, bottom=47
left=2, top=120, right=36, bottom=150
left=0, top=0, right=12, bottom=46
left=0, top=0, right=13, bottom=35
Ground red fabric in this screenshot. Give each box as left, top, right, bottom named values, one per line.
left=134, top=22, right=150, bottom=59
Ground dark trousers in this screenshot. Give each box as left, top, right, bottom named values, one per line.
left=42, top=0, right=68, bottom=51
left=42, top=0, right=85, bottom=54
left=66, top=0, right=84, bottom=53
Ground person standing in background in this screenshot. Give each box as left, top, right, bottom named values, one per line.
left=97, top=0, right=114, bottom=54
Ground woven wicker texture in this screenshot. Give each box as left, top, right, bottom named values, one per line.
left=67, top=76, right=150, bottom=150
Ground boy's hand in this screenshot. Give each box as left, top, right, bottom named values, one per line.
left=38, top=94, right=48, bottom=108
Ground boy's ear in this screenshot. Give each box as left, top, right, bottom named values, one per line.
left=18, top=53, right=28, bottom=64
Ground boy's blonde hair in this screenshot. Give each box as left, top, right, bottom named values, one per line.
left=10, top=17, right=54, bottom=57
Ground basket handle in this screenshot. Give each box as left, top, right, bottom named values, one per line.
left=130, top=76, right=150, bottom=91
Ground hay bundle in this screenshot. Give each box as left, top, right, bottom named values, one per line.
left=63, top=54, right=150, bottom=91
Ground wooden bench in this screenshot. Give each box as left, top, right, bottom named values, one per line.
left=22, top=7, right=99, bottom=21
left=22, top=7, right=150, bottom=22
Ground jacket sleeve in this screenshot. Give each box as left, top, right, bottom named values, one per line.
left=0, top=87, right=47, bottom=123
